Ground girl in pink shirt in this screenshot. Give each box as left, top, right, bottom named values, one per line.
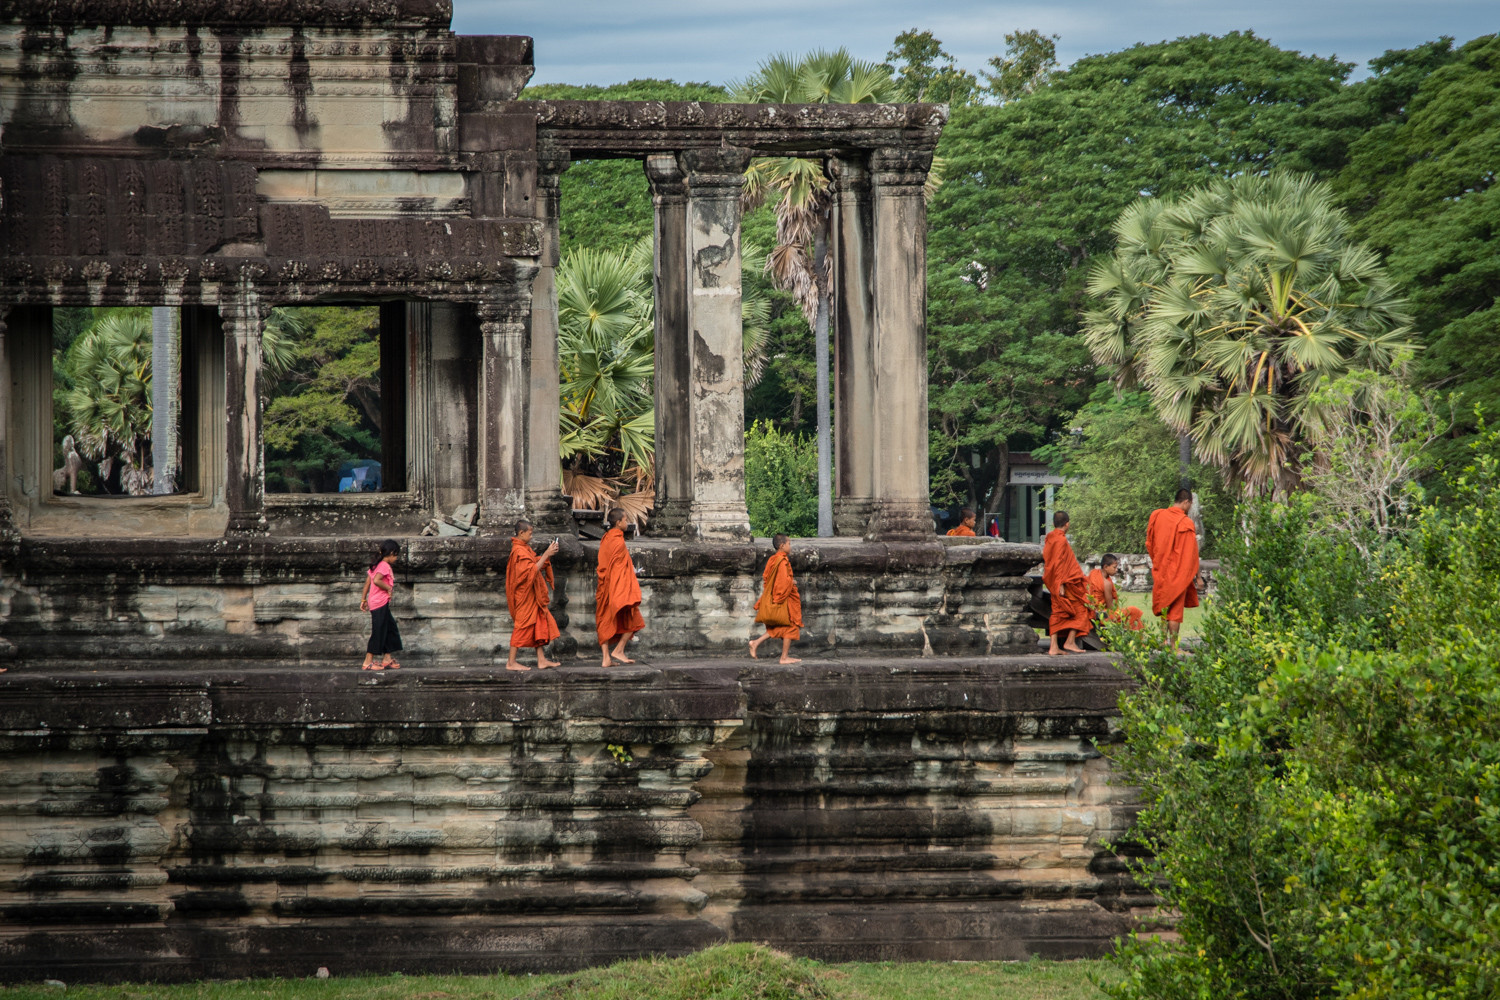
left=360, top=539, right=402, bottom=670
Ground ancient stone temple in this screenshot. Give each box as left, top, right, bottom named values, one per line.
left=0, top=0, right=1143, bottom=982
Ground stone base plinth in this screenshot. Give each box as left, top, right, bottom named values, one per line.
left=0, top=655, right=1147, bottom=982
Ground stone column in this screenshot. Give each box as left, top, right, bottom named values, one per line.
left=680, top=147, right=752, bottom=541
left=526, top=150, right=574, bottom=532
left=0, top=306, right=14, bottom=541
left=222, top=290, right=268, bottom=535
left=867, top=148, right=934, bottom=540
left=645, top=154, right=691, bottom=535
left=831, top=155, right=876, bottom=537
left=475, top=273, right=536, bottom=535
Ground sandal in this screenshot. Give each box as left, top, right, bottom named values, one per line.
left=381, top=660, right=401, bottom=670
left=362, top=662, right=385, bottom=671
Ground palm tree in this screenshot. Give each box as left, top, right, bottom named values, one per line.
left=1083, top=173, right=1415, bottom=497
left=57, top=309, right=157, bottom=495
left=732, top=50, right=899, bottom=537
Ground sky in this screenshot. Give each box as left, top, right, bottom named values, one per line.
left=451, top=0, right=1495, bottom=89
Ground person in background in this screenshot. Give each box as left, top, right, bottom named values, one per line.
left=947, top=508, right=978, bottom=536
left=505, top=519, right=561, bottom=671
left=360, top=538, right=402, bottom=670
left=596, top=507, right=644, bottom=667
left=1042, top=511, right=1090, bottom=656
left=1146, top=489, right=1201, bottom=649
left=749, top=534, right=802, bottom=665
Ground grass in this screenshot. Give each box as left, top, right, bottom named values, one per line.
left=0, top=945, right=1116, bottom=1000
left=1118, top=590, right=1206, bottom=640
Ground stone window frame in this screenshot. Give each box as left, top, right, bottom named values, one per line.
left=6, top=304, right=227, bottom=535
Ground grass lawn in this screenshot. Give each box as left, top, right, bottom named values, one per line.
left=1118, top=590, right=1206, bottom=640
left=0, top=945, right=1116, bottom=1000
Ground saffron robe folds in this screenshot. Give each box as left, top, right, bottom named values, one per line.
left=1042, top=529, right=1092, bottom=637
left=595, top=526, right=645, bottom=645
left=1085, top=567, right=1145, bottom=631
left=947, top=525, right=976, bottom=537
left=506, top=537, right=561, bottom=649
left=755, top=550, right=802, bottom=640
left=1146, top=506, right=1201, bottom=623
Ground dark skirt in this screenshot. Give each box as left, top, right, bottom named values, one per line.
left=367, top=605, right=403, bottom=656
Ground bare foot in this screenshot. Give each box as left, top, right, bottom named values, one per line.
left=748, top=639, right=760, bottom=659
left=779, top=656, right=801, bottom=664
left=1063, top=643, right=1084, bottom=654
left=1047, top=647, right=1066, bottom=657
left=613, top=654, right=635, bottom=664
left=539, top=657, right=561, bottom=669
left=506, top=662, right=530, bottom=672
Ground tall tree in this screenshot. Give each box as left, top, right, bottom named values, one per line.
left=882, top=30, right=980, bottom=105
left=982, top=29, right=1058, bottom=102
left=1083, top=173, right=1415, bottom=497
left=927, top=32, right=1352, bottom=512
left=1336, top=34, right=1500, bottom=475
left=732, top=49, right=899, bottom=536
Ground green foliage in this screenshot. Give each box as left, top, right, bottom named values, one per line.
left=54, top=308, right=157, bottom=494
left=1337, top=34, right=1500, bottom=475
left=1034, top=388, right=1234, bottom=556
left=745, top=421, right=817, bottom=537
left=262, top=306, right=381, bottom=493
left=1083, top=172, right=1415, bottom=497
left=927, top=32, right=1352, bottom=511
left=982, top=29, right=1058, bottom=103
left=1106, top=429, right=1500, bottom=1000
left=882, top=30, right=980, bottom=105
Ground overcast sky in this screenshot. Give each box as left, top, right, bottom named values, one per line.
left=451, top=0, right=1494, bottom=89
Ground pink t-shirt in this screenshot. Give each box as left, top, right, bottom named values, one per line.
left=367, top=561, right=394, bottom=610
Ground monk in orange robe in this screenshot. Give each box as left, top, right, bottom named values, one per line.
left=1085, top=553, right=1145, bottom=632
left=749, top=533, right=802, bottom=664
left=505, top=519, right=561, bottom=671
left=1146, top=489, right=1201, bottom=648
left=947, top=508, right=977, bottom=536
left=596, top=507, right=644, bottom=667
left=1042, top=511, right=1091, bottom=655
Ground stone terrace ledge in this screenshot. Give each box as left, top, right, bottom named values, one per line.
left=0, top=654, right=1148, bottom=982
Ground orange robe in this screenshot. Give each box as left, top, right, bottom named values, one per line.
left=1146, top=506, right=1201, bottom=623
left=755, top=550, right=802, bottom=640
left=1042, top=529, right=1092, bottom=637
left=947, top=525, right=976, bottom=536
left=595, top=527, right=644, bottom=645
left=1085, top=567, right=1145, bottom=631
left=506, top=537, right=561, bottom=649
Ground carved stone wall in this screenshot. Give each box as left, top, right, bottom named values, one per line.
left=0, top=656, right=1146, bottom=981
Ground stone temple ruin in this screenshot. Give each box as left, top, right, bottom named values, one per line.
left=0, top=0, right=1145, bottom=981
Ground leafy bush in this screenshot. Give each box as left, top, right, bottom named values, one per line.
left=1036, top=387, right=1235, bottom=556
left=745, top=420, right=817, bottom=537
left=1106, top=429, right=1500, bottom=1000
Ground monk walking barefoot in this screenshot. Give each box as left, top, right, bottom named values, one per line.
left=596, top=508, right=644, bottom=667
left=749, top=534, right=802, bottom=665
left=505, top=519, right=562, bottom=671
left=1043, top=511, right=1091, bottom=655
left=1085, top=553, right=1145, bottom=634
left=1147, top=489, right=1201, bottom=649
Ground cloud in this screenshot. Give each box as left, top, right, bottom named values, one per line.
left=451, top=0, right=1495, bottom=86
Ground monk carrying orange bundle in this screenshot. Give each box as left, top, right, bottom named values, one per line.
left=1146, top=489, right=1200, bottom=648
left=1042, top=510, right=1091, bottom=656
left=505, top=519, right=561, bottom=671
left=947, top=508, right=978, bottom=536
left=749, top=533, right=802, bottom=665
left=1085, top=553, right=1145, bottom=633
left=596, top=507, right=644, bottom=667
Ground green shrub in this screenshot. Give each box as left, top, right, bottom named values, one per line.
left=1106, top=429, right=1500, bottom=1000
left=745, top=420, right=817, bottom=537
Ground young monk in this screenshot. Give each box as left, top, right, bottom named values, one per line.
left=1146, top=489, right=1201, bottom=648
left=1042, top=510, right=1091, bottom=656
left=749, top=533, right=802, bottom=665
left=1085, top=553, right=1145, bottom=632
left=947, top=508, right=978, bottom=536
left=505, top=519, right=561, bottom=671
left=596, top=507, right=644, bottom=667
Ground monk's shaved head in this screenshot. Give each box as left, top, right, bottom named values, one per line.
left=1101, top=553, right=1119, bottom=569
left=606, top=507, right=627, bottom=528
left=772, top=533, right=790, bottom=550
left=1175, top=488, right=1193, bottom=503
left=514, top=519, right=533, bottom=536
left=1053, top=510, right=1069, bottom=528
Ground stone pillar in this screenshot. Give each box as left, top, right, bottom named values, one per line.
left=679, top=147, right=752, bottom=541
left=867, top=149, right=934, bottom=540
left=645, top=154, right=691, bottom=535
left=526, top=150, right=574, bottom=532
left=222, top=291, right=267, bottom=535
left=831, top=155, right=876, bottom=537
left=0, top=306, right=14, bottom=541
left=475, top=274, right=536, bottom=535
